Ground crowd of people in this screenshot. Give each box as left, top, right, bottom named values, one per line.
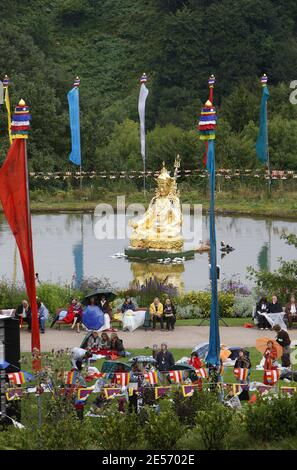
left=255, top=294, right=297, bottom=329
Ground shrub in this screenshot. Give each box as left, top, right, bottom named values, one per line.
left=0, top=279, right=25, bottom=309
left=175, top=304, right=202, bottom=319
left=143, top=408, right=184, bottom=450
left=126, top=277, right=178, bottom=308
left=245, top=394, right=297, bottom=441
left=175, top=291, right=235, bottom=317
left=36, top=283, right=83, bottom=317
left=171, top=388, right=217, bottom=426
left=195, top=402, right=234, bottom=450
left=233, top=294, right=254, bottom=317
left=96, top=404, right=143, bottom=450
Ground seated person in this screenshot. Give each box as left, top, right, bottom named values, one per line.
left=37, top=300, right=49, bottom=334
left=50, top=298, right=82, bottom=329
left=121, top=296, right=136, bottom=313
left=87, top=331, right=100, bottom=351
left=70, top=300, right=83, bottom=333
left=268, top=295, right=283, bottom=314
left=256, top=296, right=270, bottom=330
left=99, top=332, right=111, bottom=350
left=110, top=333, right=125, bottom=356
left=15, top=300, right=31, bottom=331
left=163, top=298, right=176, bottom=331
left=189, top=351, right=202, bottom=370
left=285, top=295, right=297, bottom=329
left=149, top=297, right=164, bottom=331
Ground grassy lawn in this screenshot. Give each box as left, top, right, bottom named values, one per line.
left=175, top=317, right=251, bottom=327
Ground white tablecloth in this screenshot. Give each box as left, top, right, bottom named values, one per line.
left=122, top=309, right=146, bottom=332
left=259, top=312, right=287, bottom=331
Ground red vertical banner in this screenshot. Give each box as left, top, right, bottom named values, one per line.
left=0, top=101, right=41, bottom=369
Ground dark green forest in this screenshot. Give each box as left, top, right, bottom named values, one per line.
left=1, top=0, right=297, bottom=173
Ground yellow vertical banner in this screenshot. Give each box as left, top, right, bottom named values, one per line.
left=3, top=75, right=12, bottom=145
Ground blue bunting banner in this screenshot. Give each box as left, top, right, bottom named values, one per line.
left=256, top=74, right=269, bottom=164
left=68, top=82, right=81, bottom=166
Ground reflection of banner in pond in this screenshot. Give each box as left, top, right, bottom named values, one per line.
left=73, top=240, right=83, bottom=288
left=130, top=262, right=185, bottom=294
left=257, top=243, right=269, bottom=271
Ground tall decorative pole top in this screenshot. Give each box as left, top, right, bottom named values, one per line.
left=261, top=74, right=268, bottom=87
left=208, top=74, right=215, bottom=104
left=208, top=74, right=215, bottom=88
left=73, top=76, right=80, bottom=87
left=140, top=73, right=147, bottom=84
left=3, top=75, right=9, bottom=88
left=11, top=99, right=31, bottom=139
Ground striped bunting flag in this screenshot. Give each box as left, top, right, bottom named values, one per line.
left=169, top=370, right=183, bottom=384
left=195, top=368, right=209, bottom=379
left=264, top=369, right=280, bottom=385
left=143, top=371, right=158, bottom=385
left=233, top=368, right=249, bottom=382
left=115, top=373, right=130, bottom=386
left=8, top=372, right=26, bottom=385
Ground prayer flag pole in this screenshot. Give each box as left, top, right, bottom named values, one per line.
left=138, top=73, right=149, bottom=194
left=198, top=75, right=221, bottom=367
left=256, top=74, right=271, bottom=195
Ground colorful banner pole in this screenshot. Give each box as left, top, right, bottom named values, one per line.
left=256, top=74, right=271, bottom=194
left=0, top=99, right=41, bottom=369
left=198, top=76, right=220, bottom=367
left=138, top=73, right=149, bottom=194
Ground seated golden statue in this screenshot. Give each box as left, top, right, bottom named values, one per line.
left=129, top=158, right=183, bottom=251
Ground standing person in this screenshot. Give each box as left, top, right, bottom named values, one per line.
left=285, top=295, right=297, bottom=329
left=256, top=296, right=270, bottom=330
left=163, top=298, right=176, bottom=331
left=149, top=297, right=164, bottom=331
left=234, top=349, right=251, bottom=383
left=37, top=300, right=49, bottom=334
left=273, top=325, right=291, bottom=368
left=121, top=296, right=136, bottom=313
left=156, top=343, right=175, bottom=372
left=263, top=340, right=278, bottom=385
left=15, top=300, right=31, bottom=331
left=99, top=296, right=112, bottom=320
left=70, top=347, right=92, bottom=371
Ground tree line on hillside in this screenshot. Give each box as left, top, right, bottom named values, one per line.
left=0, top=0, right=297, bottom=172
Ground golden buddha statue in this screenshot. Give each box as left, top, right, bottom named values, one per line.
left=129, top=157, right=183, bottom=251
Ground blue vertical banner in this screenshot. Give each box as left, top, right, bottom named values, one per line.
left=198, top=75, right=220, bottom=366
left=67, top=78, right=81, bottom=166
left=256, top=74, right=269, bottom=164
left=206, top=140, right=220, bottom=365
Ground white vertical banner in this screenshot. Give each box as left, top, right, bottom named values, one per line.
left=138, top=73, right=149, bottom=164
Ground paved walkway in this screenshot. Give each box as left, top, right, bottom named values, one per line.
left=20, top=326, right=297, bottom=352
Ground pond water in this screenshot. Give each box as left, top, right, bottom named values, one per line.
left=0, top=212, right=296, bottom=292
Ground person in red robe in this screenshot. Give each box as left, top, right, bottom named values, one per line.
left=263, top=340, right=278, bottom=385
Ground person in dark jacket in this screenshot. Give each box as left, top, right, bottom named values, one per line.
left=99, top=296, right=112, bottom=319
left=256, top=296, right=270, bottom=330
left=156, top=343, right=175, bottom=372
left=163, top=298, right=176, bottom=331
left=273, top=324, right=291, bottom=367
left=234, top=349, right=251, bottom=370
left=15, top=300, right=31, bottom=331
left=268, top=295, right=283, bottom=314
left=121, top=296, right=136, bottom=313
left=15, top=300, right=31, bottom=329
left=110, top=333, right=125, bottom=356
